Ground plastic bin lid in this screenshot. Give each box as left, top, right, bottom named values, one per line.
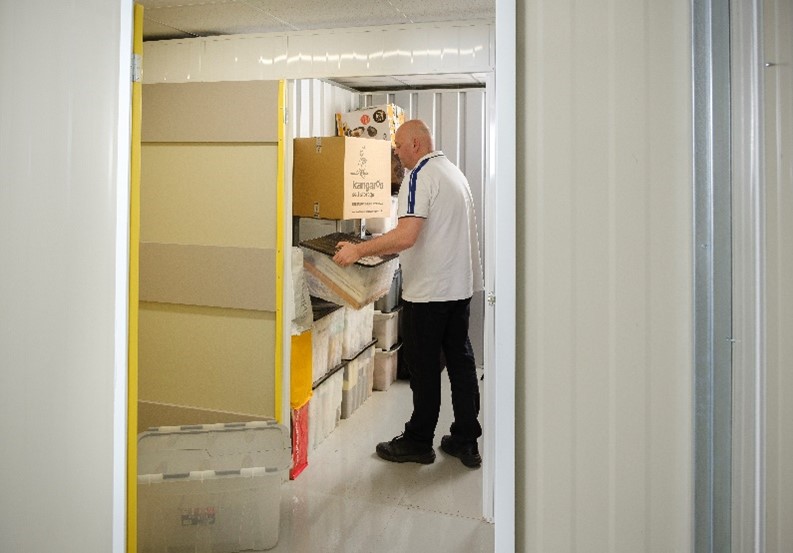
left=300, top=233, right=397, bottom=267
left=311, top=296, right=343, bottom=320
left=137, top=420, right=292, bottom=477
left=342, top=338, right=377, bottom=362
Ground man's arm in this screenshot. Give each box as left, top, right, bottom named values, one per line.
left=333, top=217, right=424, bottom=267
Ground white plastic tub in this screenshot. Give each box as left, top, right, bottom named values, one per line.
left=137, top=421, right=291, bottom=553
left=373, top=307, right=400, bottom=350
left=342, top=303, right=374, bottom=359
left=373, top=342, right=402, bottom=391
left=341, top=342, right=375, bottom=419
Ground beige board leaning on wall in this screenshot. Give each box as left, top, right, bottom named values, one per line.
left=138, top=80, right=280, bottom=431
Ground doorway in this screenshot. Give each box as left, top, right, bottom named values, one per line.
left=126, top=10, right=516, bottom=553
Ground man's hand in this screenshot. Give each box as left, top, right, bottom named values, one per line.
left=333, top=241, right=361, bottom=267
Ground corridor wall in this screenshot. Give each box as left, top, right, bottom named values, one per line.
left=516, top=2, right=694, bottom=552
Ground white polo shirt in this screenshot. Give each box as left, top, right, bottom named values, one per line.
left=397, top=151, right=484, bottom=302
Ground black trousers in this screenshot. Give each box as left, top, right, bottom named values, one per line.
left=402, top=297, right=482, bottom=446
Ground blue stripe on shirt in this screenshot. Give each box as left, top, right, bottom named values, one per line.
left=406, top=153, right=444, bottom=214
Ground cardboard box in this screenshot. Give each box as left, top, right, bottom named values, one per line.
left=336, top=104, right=405, bottom=146
left=293, top=136, right=391, bottom=220
left=137, top=421, right=291, bottom=552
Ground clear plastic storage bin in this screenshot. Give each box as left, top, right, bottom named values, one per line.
left=308, top=367, right=344, bottom=453
left=373, top=307, right=400, bottom=351
left=373, top=342, right=402, bottom=391
left=342, top=303, right=375, bottom=359
left=137, top=421, right=291, bottom=553
left=310, top=298, right=344, bottom=384
left=341, top=342, right=376, bottom=419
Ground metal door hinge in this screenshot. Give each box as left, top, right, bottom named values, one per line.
left=487, top=292, right=496, bottom=306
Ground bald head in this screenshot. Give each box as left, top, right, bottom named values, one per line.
left=394, top=119, right=435, bottom=169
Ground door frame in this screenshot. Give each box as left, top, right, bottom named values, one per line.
left=121, top=4, right=518, bottom=553
left=693, top=0, right=769, bottom=551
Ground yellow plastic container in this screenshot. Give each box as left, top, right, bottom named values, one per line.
left=290, top=330, right=313, bottom=409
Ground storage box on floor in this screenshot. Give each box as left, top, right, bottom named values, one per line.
left=374, top=341, right=401, bottom=391
left=137, top=421, right=291, bottom=553
left=308, top=365, right=344, bottom=453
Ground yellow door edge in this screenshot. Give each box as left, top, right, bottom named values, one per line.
left=275, top=80, right=286, bottom=423
left=127, top=4, right=143, bottom=553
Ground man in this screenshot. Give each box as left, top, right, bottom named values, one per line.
left=333, top=119, right=484, bottom=468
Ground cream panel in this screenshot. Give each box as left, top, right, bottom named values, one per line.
left=517, top=1, right=693, bottom=552
left=142, top=81, right=279, bottom=142
left=764, top=0, right=793, bottom=549
left=140, top=143, right=277, bottom=248
left=139, top=242, right=276, bottom=311
left=138, top=302, right=276, bottom=418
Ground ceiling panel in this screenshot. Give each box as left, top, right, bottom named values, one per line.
left=138, top=0, right=494, bottom=88
left=144, top=2, right=284, bottom=38
left=242, top=0, right=407, bottom=30
left=140, top=0, right=494, bottom=40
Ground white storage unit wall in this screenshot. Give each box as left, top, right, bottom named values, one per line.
left=361, top=89, right=488, bottom=367
left=763, top=0, right=793, bottom=547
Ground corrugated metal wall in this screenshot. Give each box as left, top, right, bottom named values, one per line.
left=764, top=0, right=793, bottom=548
left=363, top=89, right=488, bottom=367
left=288, top=79, right=358, bottom=139
left=516, top=2, right=693, bottom=552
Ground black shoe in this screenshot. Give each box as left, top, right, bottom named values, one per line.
left=376, top=433, right=436, bottom=464
left=440, top=435, right=482, bottom=468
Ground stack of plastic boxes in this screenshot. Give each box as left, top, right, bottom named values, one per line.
left=305, top=298, right=346, bottom=457
left=341, top=340, right=376, bottom=418
left=137, top=421, right=291, bottom=553
left=336, top=301, right=373, bottom=418
left=372, top=269, right=402, bottom=391
left=308, top=367, right=343, bottom=453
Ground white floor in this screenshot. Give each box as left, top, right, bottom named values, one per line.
left=272, top=373, right=494, bottom=553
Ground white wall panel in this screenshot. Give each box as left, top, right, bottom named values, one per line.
left=517, top=1, right=693, bottom=552
left=288, top=79, right=357, bottom=139
left=0, top=1, right=132, bottom=552
left=763, top=0, right=793, bottom=549
left=144, top=22, right=493, bottom=84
